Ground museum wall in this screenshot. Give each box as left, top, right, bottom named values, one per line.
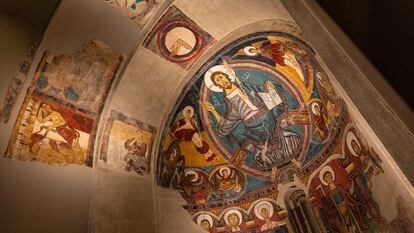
left=0, top=13, right=93, bottom=233
left=0, top=0, right=142, bottom=232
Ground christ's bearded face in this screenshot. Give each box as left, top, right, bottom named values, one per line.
left=212, top=72, right=232, bottom=90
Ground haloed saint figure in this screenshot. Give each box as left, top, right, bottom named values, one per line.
left=201, top=64, right=302, bottom=171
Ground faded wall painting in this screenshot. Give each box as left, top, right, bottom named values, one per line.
left=104, top=0, right=158, bottom=27
left=100, top=110, right=156, bottom=175
left=5, top=40, right=121, bottom=167
left=157, top=32, right=394, bottom=232
left=143, top=5, right=215, bottom=69
left=0, top=41, right=38, bottom=123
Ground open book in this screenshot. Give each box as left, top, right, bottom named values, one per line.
left=258, top=89, right=282, bottom=110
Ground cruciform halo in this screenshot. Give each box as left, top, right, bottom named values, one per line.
left=203, top=65, right=236, bottom=92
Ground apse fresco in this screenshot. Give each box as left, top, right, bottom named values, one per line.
left=143, top=5, right=215, bottom=69
left=5, top=40, right=121, bottom=167
left=157, top=32, right=389, bottom=232
left=100, top=110, right=156, bottom=175
left=104, top=0, right=159, bottom=27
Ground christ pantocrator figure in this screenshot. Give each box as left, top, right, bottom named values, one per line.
left=201, top=64, right=301, bottom=170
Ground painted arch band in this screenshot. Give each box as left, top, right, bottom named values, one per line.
left=158, top=31, right=386, bottom=233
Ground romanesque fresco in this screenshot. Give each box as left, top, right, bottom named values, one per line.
left=5, top=40, right=121, bottom=167
left=157, top=32, right=389, bottom=232
left=104, top=0, right=158, bottom=27
left=143, top=5, right=215, bottom=69
left=100, top=110, right=156, bottom=175
left=0, top=41, right=38, bottom=123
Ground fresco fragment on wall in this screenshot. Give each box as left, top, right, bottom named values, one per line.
left=104, top=0, right=159, bottom=27
left=100, top=110, right=156, bottom=175
left=143, top=5, right=215, bottom=69
left=157, top=31, right=392, bottom=232
left=5, top=40, right=121, bottom=167
left=0, top=41, right=38, bottom=123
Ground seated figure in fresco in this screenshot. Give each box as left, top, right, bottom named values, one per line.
left=30, top=103, right=80, bottom=154
left=123, top=137, right=148, bottom=175
left=171, top=106, right=217, bottom=162
left=180, top=170, right=212, bottom=205
left=202, top=64, right=301, bottom=170
left=209, top=166, right=245, bottom=199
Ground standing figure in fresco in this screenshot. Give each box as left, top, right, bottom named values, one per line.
left=316, top=71, right=341, bottom=121
left=123, top=136, right=148, bottom=175
left=159, top=140, right=185, bottom=188
left=171, top=106, right=217, bottom=162
left=349, top=138, right=383, bottom=186
left=254, top=201, right=288, bottom=233
left=224, top=210, right=247, bottom=233
left=201, top=64, right=301, bottom=170
left=30, top=103, right=80, bottom=155
left=345, top=135, right=385, bottom=229
left=311, top=102, right=329, bottom=140
left=209, top=166, right=246, bottom=199
left=319, top=166, right=372, bottom=233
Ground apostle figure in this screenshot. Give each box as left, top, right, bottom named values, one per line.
left=254, top=201, right=288, bottom=233
left=224, top=210, right=246, bottom=233
left=319, top=166, right=370, bottom=233
left=171, top=105, right=217, bottom=162
left=197, top=214, right=216, bottom=233
left=201, top=64, right=301, bottom=170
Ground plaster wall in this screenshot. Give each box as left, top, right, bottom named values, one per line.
left=0, top=0, right=142, bottom=232
left=0, top=11, right=91, bottom=233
